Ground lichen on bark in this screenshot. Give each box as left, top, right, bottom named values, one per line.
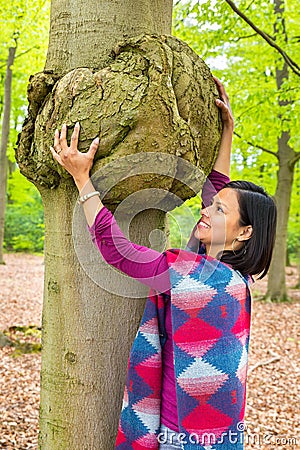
left=16, top=34, right=222, bottom=207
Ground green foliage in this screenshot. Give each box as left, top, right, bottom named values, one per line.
left=2, top=326, right=41, bottom=356
left=1, top=0, right=50, bottom=253
left=4, top=170, right=44, bottom=253
left=173, top=0, right=300, bottom=259
left=1, top=0, right=299, bottom=262
left=168, top=195, right=202, bottom=248
left=0, top=0, right=50, bottom=124
left=173, top=0, right=300, bottom=158
left=288, top=163, right=300, bottom=262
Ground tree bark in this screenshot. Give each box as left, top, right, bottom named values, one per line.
left=266, top=131, right=294, bottom=301
left=266, top=0, right=295, bottom=301
left=16, top=1, right=222, bottom=448
left=0, top=46, right=16, bottom=264
left=39, top=183, right=166, bottom=449
left=45, top=0, right=173, bottom=76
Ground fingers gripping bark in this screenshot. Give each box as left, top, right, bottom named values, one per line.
left=70, top=122, right=80, bottom=153
left=87, top=137, right=99, bottom=157
left=213, top=76, right=234, bottom=129
left=50, top=123, right=99, bottom=181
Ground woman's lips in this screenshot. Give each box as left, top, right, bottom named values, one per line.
left=197, top=219, right=210, bottom=229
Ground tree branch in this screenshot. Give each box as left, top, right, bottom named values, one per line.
left=245, top=0, right=255, bottom=12
left=0, top=47, right=38, bottom=70
left=234, top=131, right=279, bottom=159
left=233, top=33, right=257, bottom=42
left=289, top=152, right=300, bottom=168
left=235, top=101, right=265, bottom=120
left=224, top=0, right=300, bottom=77
left=248, top=352, right=281, bottom=374
left=173, top=0, right=182, bottom=7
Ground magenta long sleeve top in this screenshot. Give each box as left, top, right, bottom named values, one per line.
left=88, top=170, right=229, bottom=431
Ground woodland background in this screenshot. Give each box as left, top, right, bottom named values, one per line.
left=1, top=0, right=299, bottom=263
left=0, top=0, right=299, bottom=449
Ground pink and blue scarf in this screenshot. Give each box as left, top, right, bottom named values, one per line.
left=116, top=249, right=251, bottom=449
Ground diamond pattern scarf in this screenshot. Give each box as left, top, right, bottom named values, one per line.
left=115, top=249, right=251, bottom=449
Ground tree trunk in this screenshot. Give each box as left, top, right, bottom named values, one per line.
left=0, top=46, right=17, bottom=264
left=296, top=256, right=300, bottom=289
left=16, top=1, right=222, bottom=448
left=266, top=0, right=295, bottom=301
left=266, top=131, right=294, bottom=301
left=39, top=183, right=166, bottom=449
left=45, top=0, right=173, bottom=76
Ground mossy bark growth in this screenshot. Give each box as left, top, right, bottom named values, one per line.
left=18, top=35, right=221, bottom=204
left=16, top=2, right=222, bottom=448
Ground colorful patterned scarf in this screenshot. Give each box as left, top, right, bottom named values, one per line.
left=115, top=249, right=251, bottom=449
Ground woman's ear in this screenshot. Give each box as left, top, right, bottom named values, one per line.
left=237, top=225, right=253, bottom=242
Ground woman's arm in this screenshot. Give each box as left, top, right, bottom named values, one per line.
left=50, top=123, right=170, bottom=292
left=201, top=169, right=230, bottom=208
left=186, top=79, right=233, bottom=250
left=89, top=206, right=170, bottom=292
left=199, top=79, right=232, bottom=208
left=212, top=77, right=234, bottom=178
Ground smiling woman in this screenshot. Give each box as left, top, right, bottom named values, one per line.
left=193, top=181, right=276, bottom=279
left=194, top=188, right=253, bottom=257
left=50, top=79, right=277, bottom=450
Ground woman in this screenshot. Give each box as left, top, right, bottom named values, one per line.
left=50, top=79, right=277, bottom=450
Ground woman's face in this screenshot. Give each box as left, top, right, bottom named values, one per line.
left=194, top=188, right=250, bottom=257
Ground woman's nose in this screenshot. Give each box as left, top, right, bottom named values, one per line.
left=200, top=207, right=209, bottom=217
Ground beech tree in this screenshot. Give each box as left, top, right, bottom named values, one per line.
left=0, top=45, right=16, bottom=264
left=265, top=0, right=298, bottom=300
left=0, top=0, right=50, bottom=261
left=16, top=0, right=222, bottom=448
left=222, top=0, right=299, bottom=301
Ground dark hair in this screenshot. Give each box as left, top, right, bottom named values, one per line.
left=219, top=180, right=277, bottom=279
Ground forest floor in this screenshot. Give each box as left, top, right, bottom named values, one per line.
left=0, top=253, right=299, bottom=449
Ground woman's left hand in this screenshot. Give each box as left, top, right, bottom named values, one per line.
left=50, top=122, right=99, bottom=186
left=213, top=76, right=234, bottom=131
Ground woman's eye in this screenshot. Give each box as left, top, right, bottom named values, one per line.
left=217, top=206, right=224, bottom=213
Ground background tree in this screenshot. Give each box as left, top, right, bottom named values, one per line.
left=173, top=0, right=300, bottom=300
left=0, top=44, right=16, bottom=264
left=16, top=0, right=222, bottom=448
left=0, top=0, right=50, bottom=259
left=265, top=0, right=296, bottom=300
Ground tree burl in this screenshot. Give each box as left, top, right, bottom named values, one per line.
left=17, top=35, right=222, bottom=208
